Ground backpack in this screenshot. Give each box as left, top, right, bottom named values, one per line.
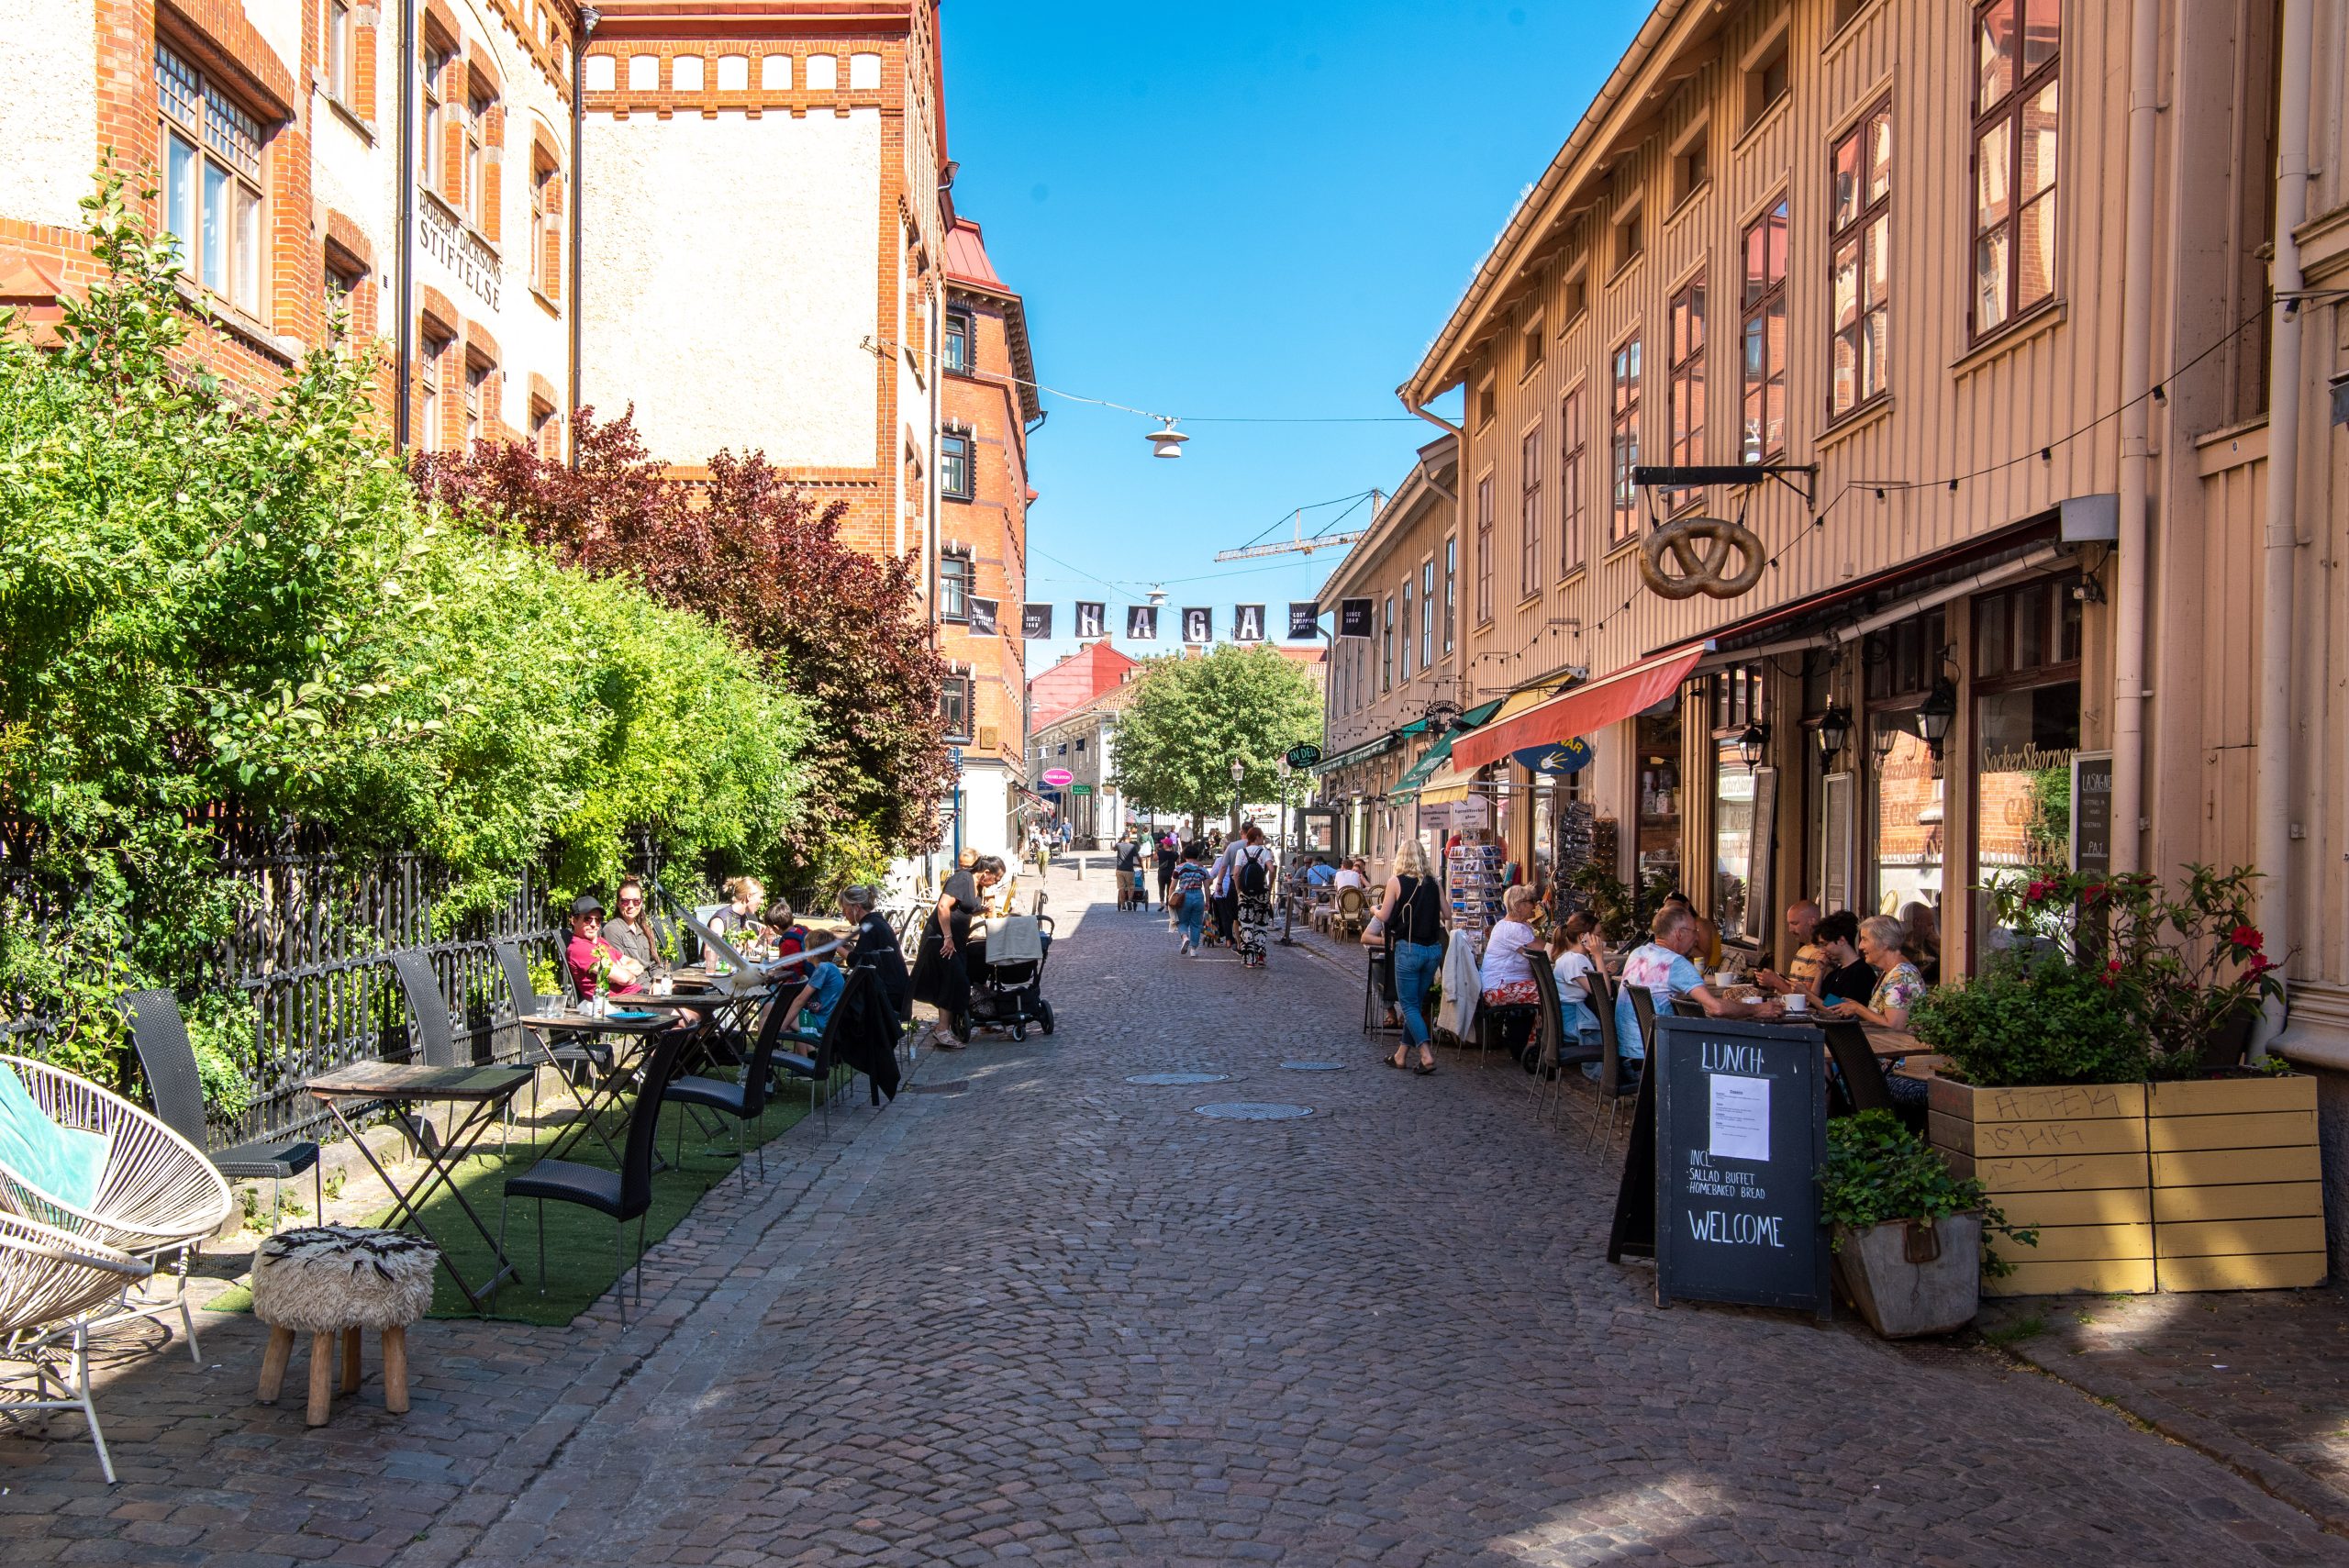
left=1236, top=845, right=1271, bottom=898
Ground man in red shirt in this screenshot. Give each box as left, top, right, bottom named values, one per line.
left=566, top=894, right=645, bottom=1000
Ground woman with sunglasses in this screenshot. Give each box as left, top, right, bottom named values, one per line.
left=602, top=877, right=663, bottom=974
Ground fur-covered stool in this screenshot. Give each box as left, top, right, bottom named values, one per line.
left=250, top=1226, right=437, bottom=1427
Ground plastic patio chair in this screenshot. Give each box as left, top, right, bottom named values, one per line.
left=0, top=1212, right=152, bottom=1483
left=117, top=989, right=322, bottom=1233
left=497, top=1015, right=704, bottom=1324
left=0, top=1053, right=233, bottom=1362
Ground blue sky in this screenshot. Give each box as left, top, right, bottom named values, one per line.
left=936, top=1, right=1651, bottom=674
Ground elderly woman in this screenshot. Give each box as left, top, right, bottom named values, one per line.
left=840, top=884, right=912, bottom=1027
left=1820, top=914, right=1927, bottom=1029
left=910, top=855, right=1003, bottom=1049
left=1478, top=884, right=1547, bottom=1070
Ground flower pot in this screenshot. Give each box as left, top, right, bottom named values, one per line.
left=1927, top=1079, right=2154, bottom=1296
left=2149, top=1073, right=2324, bottom=1291
left=1832, top=1212, right=1984, bottom=1338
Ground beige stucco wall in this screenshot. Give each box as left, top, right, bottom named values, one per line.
left=0, top=0, right=98, bottom=230
left=580, top=107, right=881, bottom=466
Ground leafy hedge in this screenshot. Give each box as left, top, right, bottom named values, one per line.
left=0, top=170, right=811, bottom=1088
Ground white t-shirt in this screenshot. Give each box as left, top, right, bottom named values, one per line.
left=1553, top=951, right=1601, bottom=1036
left=1479, top=918, right=1543, bottom=992
left=1332, top=868, right=1368, bottom=891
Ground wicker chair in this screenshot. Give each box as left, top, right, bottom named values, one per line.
left=0, top=1211, right=152, bottom=1482
left=1330, top=885, right=1368, bottom=941
left=0, top=1054, right=234, bottom=1361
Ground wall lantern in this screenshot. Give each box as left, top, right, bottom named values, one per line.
left=1914, top=676, right=1958, bottom=762
left=1815, top=704, right=1851, bottom=774
left=1736, top=722, right=1770, bottom=773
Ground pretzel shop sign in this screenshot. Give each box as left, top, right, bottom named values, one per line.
left=418, top=195, right=501, bottom=310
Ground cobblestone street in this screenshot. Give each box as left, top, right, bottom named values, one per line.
left=10, top=864, right=2349, bottom=1566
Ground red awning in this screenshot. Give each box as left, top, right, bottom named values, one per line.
left=1451, top=646, right=1706, bottom=772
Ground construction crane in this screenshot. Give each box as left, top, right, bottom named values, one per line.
left=1210, top=491, right=1382, bottom=562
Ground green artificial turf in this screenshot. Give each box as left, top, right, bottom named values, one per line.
left=206, top=1069, right=843, bottom=1325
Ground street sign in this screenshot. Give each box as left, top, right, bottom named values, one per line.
left=1041, top=768, right=1074, bottom=788
left=1284, top=742, right=1323, bottom=769
left=1071, top=784, right=1093, bottom=795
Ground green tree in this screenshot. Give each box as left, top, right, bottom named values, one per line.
left=1110, top=644, right=1321, bottom=830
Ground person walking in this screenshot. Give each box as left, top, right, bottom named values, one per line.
left=1373, top=839, right=1445, bottom=1074
left=1154, top=829, right=1179, bottom=911
left=1113, top=830, right=1142, bottom=911
left=1171, top=841, right=1213, bottom=955
left=1229, top=823, right=1277, bottom=962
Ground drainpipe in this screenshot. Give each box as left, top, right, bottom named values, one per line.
left=2254, top=0, right=2313, bottom=1054
left=568, top=7, right=598, bottom=469
left=2109, top=0, right=2160, bottom=880
left=394, top=0, right=416, bottom=448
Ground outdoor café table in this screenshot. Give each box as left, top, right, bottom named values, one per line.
left=518, top=1004, right=685, bottom=1164
left=305, top=1062, right=536, bottom=1312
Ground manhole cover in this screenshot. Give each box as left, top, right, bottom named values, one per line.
left=1279, top=1061, right=1346, bottom=1072
left=1193, top=1102, right=1314, bottom=1120
left=1125, top=1072, right=1229, bottom=1086
left=911, top=1081, right=970, bottom=1095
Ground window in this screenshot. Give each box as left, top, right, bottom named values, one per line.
left=1609, top=337, right=1642, bottom=547
left=325, top=261, right=360, bottom=356
left=1612, top=200, right=1643, bottom=273
left=1420, top=558, right=1435, bottom=670
left=628, top=53, right=658, bottom=91
left=1442, top=536, right=1456, bottom=654
left=717, top=54, right=749, bottom=92
left=1972, top=0, right=2061, bottom=337
left=422, top=43, right=450, bottom=192
left=760, top=53, right=789, bottom=90
left=1475, top=379, right=1496, bottom=429
left=850, top=52, right=883, bottom=90
left=940, top=554, right=974, bottom=621
left=528, top=401, right=554, bottom=459
left=1563, top=267, right=1588, bottom=326
left=1400, top=578, right=1414, bottom=678
left=941, top=433, right=974, bottom=500
left=1519, top=424, right=1543, bottom=599
left=1830, top=101, right=1893, bottom=418
left=1074, top=738, right=1085, bottom=752
left=463, top=357, right=489, bottom=448
left=529, top=158, right=560, bottom=299
left=806, top=53, right=838, bottom=90
left=939, top=676, right=972, bottom=741
left=464, top=85, right=490, bottom=229
left=1521, top=317, right=1544, bottom=377
left=1672, top=125, right=1709, bottom=206
left=1744, top=36, right=1789, bottom=131
left=1741, top=198, right=1789, bottom=462
left=1559, top=387, right=1586, bottom=573
left=943, top=308, right=974, bottom=373
left=323, top=0, right=353, bottom=106
left=418, top=331, right=449, bottom=450
left=1473, top=476, right=1495, bottom=622
left=1665, top=277, right=1706, bottom=507
left=673, top=54, right=703, bottom=93
left=156, top=43, right=268, bottom=318
left=1381, top=595, right=1395, bottom=693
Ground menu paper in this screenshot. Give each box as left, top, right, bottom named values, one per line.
left=1708, top=1073, right=1771, bottom=1162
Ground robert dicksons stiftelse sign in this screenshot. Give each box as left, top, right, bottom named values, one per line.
left=1651, top=1017, right=1831, bottom=1317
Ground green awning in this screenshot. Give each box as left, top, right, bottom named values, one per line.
left=1389, top=733, right=1456, bottom=802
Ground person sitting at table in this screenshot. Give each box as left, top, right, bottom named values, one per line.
left=1305, top=856, right=1338, bottom=891
left=1478, top=884, right=1547, bottom=1070
left=1549, top=911, right=1608, bottom=1055
left=567, top=894, right=645, bottom=1000
left=1753, top=898, right=1823, bottom=997
left=778, top=956, right=847, bottom=1041
left=1812, top=910, right=1877, bottom=1009
left=840, top=884, right=911, bottom=1026
left=1819, top=915, right=1927, bottom=1030
left=763, top=897, right=811, bottom=967
left=602, top=878, right=662, bottom=973
left=1607, top=905, right=1732, bottom=1075
left=1332, top=857, right=1369, bottom=893
left=712, top=875, right=767, bottom=941
left=1899, top=899, right=1943, bottom=985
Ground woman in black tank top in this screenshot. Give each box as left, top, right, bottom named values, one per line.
left=1374, top=840, right=1447, bottom=1073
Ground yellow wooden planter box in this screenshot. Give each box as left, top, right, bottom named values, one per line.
left=1928, top=1080, right=2154, bottom=1296
left=2147, top=1075, right=2324, bottom=1292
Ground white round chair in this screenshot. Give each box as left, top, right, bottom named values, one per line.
left=0, top=1054, right=234, bottom=1360
left=0, top=1210, right=152, bottom=1482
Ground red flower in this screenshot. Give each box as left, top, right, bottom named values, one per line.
left=2107, top=957, right=2123, bottom=970
left=2083, top=883, right=2108, bottom=905
left=2026, top=879, right=2053, bottom=902
left=2246, top=953, right=2279, bottom=976
left=2231, top=924, right=2265, bottom=951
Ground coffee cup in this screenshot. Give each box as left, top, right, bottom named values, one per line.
left=1784, top=994, right=1809, bottom=1015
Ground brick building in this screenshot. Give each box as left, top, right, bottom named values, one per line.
left=1028, top=639, right=1138, bottom=731
left=0, top=0, right=582, bottom=455
left=938, top=214, right=1037, bottom=862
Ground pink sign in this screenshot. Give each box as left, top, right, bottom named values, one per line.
left=1041, top=768, right=1074, bottom=788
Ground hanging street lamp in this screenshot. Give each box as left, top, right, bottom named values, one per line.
left=1815, top=703, right=1852, bottom=774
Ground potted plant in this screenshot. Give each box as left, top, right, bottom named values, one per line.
left=1820, top=1111, right=2033, bottom=1337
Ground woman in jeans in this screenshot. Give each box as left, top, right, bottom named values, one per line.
left=1375, top=838, right=1445, bottom=1074
left=1171, top=842, right=1213, bottom=955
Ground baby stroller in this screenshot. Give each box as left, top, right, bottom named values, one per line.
left=962, top=911, right=1057, bottom=1041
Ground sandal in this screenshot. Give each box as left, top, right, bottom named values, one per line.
left=1386, top=1051, right=1408, bottom=1070
left=1413, top=1060, right=1437, bottom=1076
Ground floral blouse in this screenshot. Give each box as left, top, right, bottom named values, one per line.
left=1870, top=960, right=1927, bottom=1018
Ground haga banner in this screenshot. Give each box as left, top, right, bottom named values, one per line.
left=1021, top=603, right=1052, bottom=639
left=1074, top=601, right=1106, bottom=639
left=1337, top=597, right=1375, bottom=639
left=1287, top=602, right=1319, bottom=639
left=968, top=598, right=998, bottom=638
left=1126, top=605, right=1159, bottom=640
left=1231, top=605, right=1265, bottom=642
left=1512, top=738, right=1596, bottom=775
left=1182, top=606, right=1212, bottom=644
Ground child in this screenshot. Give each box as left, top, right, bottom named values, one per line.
left=779, top=959, right=846, bottom=1041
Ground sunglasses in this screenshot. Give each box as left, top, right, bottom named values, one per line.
left=618, top=897, right=643, bottom=907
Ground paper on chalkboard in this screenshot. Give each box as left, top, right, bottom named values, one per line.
left=1709, top=1074, right=1771, bottom=1162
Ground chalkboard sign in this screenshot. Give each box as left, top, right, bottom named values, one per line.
left=1651, top=1017, right=1831, bottom=1317
left=2072, top=751, right=2112, bottom=876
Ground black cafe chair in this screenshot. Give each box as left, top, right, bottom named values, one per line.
left=772, top=966, right=874, bottom=1136
left=1821, top=1019, right=1898, bottom=1118
left=393, top=950, right=529, bottom=1161
left=499, top=1013, right=704, bottom=1324
left=1527, top=960, right=1600, bottom=1128
left=663, top=989, right=793, bottom=1179
left=118, top=989, right=321, bottom=1231
left=1586, top=975, right=1643, bottom=1153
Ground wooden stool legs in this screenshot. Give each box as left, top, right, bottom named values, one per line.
left=254, top=1324, right=412, bottom=1425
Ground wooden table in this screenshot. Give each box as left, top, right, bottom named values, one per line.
left=305, top=1062, right=535, bottom=1312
